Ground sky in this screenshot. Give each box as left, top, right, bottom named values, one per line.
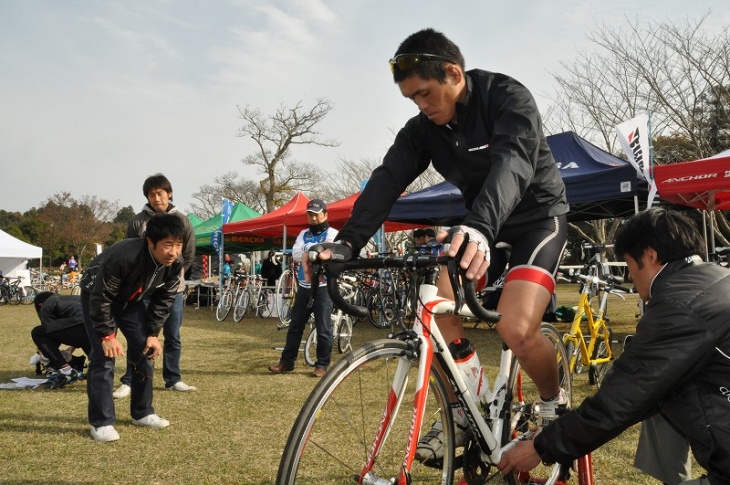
left=1, top=0, right=728, bottom=217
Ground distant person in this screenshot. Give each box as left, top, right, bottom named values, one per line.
left=499, top=208, right=730, bottom=484
left=81, top=213, right=184, bottom=442
left=67, top=255, right=77, bottom=272
left=30, top=291, right=90, bottom=388
left=260, top=250, right=283, bottom=286
left=114, top=173, right=197, bottom=400
left=269, top=199, right=338, bottom=378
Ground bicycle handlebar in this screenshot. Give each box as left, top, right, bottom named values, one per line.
left=309, top=244, right=501, bottom=324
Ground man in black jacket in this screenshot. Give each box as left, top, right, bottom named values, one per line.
left=114, top=173, right=197, bottom=399
left=499, top=208, right=730, bottom=484
left=81, top=213, right=184, bottom=442
left=31, top=291, right=90, bottom=388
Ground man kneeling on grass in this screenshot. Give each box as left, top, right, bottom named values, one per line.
left=80, top=213, right=184, bottom=442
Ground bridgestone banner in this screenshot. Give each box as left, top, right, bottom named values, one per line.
left=616, top=114, right=657, bottom=205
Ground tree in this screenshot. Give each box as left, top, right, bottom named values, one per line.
left=236, top=99, right=339, bottom=212
left=545, top=13, right=730, bottom=247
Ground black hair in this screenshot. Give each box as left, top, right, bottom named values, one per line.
left=143, top=173, right=173, bottom=201
left=145, top=213, right=185, bottom=245
left=34, top=291, right=55, bottom=316
left=392, top=28, right=465, bottom=83
left=614, top=208, right=705, bottom=266
left=413, top=229, right=426, bottom=238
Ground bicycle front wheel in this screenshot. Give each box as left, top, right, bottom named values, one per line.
left=303, top=326, right=317, bottom=367
left=233, top=290, right=250, bottom=322
left=277, top=339, right=455, bottom=485
left=336, top=314, right=353, bottom=353
left=21, top=286, right=36, bottom=305
left=276, top=270, right=295, bottom=328
left=504, top=323, right=574, bottom=484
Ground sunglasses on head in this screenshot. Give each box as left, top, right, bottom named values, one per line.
left=389, top=53, right=456, bottom=73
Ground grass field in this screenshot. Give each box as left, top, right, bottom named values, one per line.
left=0, top=284, right=701, bottom=484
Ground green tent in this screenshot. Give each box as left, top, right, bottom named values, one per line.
left=195, top=203, right=260, bottom=253
left=187, top=213, right=205, bottom=227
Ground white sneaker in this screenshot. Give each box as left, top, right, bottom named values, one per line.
left=168, top=381, right=197, bottom=392
left=415, top=420, right=471, bottom=463
left=538, top=388, right=568, bottom=427
left=113, top=384, right=131, bottom=399
left=90, top=425, right=120, bottom=442
left=132, top=413, right=170, bottom=429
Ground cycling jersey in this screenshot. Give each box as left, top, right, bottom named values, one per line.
left=337, top=69, right=568, bottom=253
left=292, top=225, right=339, bottom=288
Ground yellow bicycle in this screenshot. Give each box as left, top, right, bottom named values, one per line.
left=562, top=243, right=634, bottom=387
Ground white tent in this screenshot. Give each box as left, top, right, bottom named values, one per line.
left=0, top=229, right=43, bottom=284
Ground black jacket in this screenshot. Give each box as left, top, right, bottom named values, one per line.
left=40, top=295, right=84, bottom=333
left=536, top=257, right=730, bottom=484
left=80, top=238, right=182, bottom=339
left=336, top=69, right=568, bottom=252
left=127, top=203, right=196, bottom=289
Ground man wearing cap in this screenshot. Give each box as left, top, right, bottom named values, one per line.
left=269, top=199, right=339, bottom=378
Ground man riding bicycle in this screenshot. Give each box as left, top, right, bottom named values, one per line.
left=315, top=27, right=569, bottom=460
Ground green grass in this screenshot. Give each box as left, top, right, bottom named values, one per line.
left=0, top=284, right=701, bottom=484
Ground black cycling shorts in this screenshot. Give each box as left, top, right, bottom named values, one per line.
left=487, top=214, right=567, bottom=293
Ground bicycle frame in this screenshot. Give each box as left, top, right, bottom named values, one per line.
left=362, top=278, right=512, bottom=483
left=564, top=275, right=613, bottom=371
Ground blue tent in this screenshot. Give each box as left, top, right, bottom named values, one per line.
left=387, top=131, right=646, bottom=224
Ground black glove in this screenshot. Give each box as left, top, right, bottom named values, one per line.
left=308, top=241, right=354, bottom=262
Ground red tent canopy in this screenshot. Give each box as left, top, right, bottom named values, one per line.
left=326, top=192, right=427, bottom=233
left=654, top=153, right=730, bottom=210
left=222, top=192, right=311, bottom=238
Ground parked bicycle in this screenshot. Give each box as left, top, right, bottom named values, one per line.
left=303, top=275, right=356, bottom=366
left=215, top=273, right=246, bottom=322
left=277, top=245, right=591, bottom=485
left=232, top=274, right=275, bottom=322
left=0, top=276, right=36, bottom=305
left=560, top=243, right=634, bottom=387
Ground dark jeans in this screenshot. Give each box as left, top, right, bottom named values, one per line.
left=31, top=324, right=90, bottom=370
left=82, top=291, right=156, bottom=427
left=281, top=285, right=333, bottom=369
left=121, top=292, right=184, bottom=388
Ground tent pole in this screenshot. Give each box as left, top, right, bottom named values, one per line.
left=702, top=211, right=709, bottom=261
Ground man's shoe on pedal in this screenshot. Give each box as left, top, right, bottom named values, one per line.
left=415, top=420, right=471, bottom=463
left=538, top=388, right=568, bottom=427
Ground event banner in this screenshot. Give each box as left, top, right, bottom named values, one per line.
left=616, top=114, right=657, bottom=205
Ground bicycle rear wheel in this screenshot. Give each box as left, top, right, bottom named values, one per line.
left=215, top=289, right=233, bottom=322
left=257, top=288, right=274, bottom=318
left=9, top=288, right=21, bottom=304
left=588, top=330, right=612, bottom=388
left=276, top=270, right=295, bottom=328
left=277, top=339, right=455, bottom=484
left=303, top=326, right=317, bottom=367
left=504, top=323, right=577, bottom=484
left=21, top=286, right=36, bottom=305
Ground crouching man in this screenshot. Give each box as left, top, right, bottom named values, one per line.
left=80, top=213, right=184, bottom=442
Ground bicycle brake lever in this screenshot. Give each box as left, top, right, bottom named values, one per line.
left=447, top=233, right=469, bottom=315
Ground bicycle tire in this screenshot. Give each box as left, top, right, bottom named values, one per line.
left=303, top=327, right=317, bottom=367
left=21, top=286, right=36, bottom=305
left=9, top=288, right=21, bottom=305
left=215, top=289, right=233, bottom=322
left=336, top=314, right=353, bottom=353
left=71, top=285, right=81, bottom=296
left=563, top=339, right=578, bottom=375
left=277, top=270, right=295, bottom=328
left=502, top=323, right=577, bottom=484
left=257, top=288, right=273, bottom=318
left=276, top=339, right=455, bottom=484
left=233, top=289, right=250, bottom=322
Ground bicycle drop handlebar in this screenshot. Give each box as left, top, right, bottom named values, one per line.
left=308, top=243, right=501, bottom=324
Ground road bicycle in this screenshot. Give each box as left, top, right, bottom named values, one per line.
left=277, top=246, right=592, bottom=484
left=0, top=276, right=36, bottom=305
left=233, top=274, right=275, bottom=322
left=215, top=273, right=246, bottom=322
left=303, top=275, right=356, bottom=366
left=561, top=243, right=633, bottom=387
left=276, top=252, right=297, bottom=329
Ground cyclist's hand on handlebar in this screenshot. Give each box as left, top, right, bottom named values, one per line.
left=307, top=241, right=354, bottom=263
left=440, top=226, right=490, bottom=280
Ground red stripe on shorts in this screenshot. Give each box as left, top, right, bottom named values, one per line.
left=505, top=266, right=555, bottom=293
